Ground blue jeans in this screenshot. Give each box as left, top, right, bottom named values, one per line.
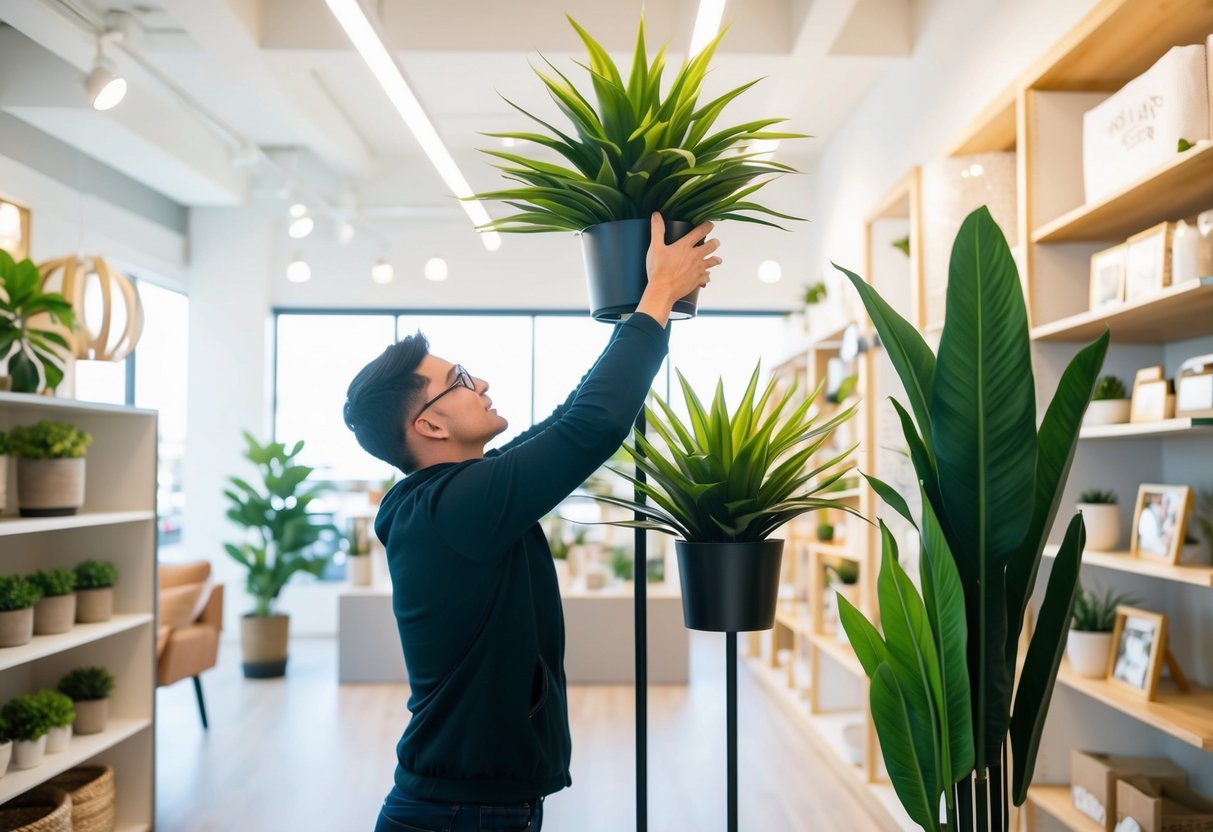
left=374, top=785, right=544, bottom=832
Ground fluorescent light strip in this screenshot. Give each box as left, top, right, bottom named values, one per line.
left=689, top=0, right=728, bottom=57
left=324, top=0, right=501, bottom=252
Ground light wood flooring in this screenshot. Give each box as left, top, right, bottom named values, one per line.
left=155, top=633, right=881, bottom=831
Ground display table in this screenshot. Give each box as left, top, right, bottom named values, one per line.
left=337, top=584, right=407, bottom=683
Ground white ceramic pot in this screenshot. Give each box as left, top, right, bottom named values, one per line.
left=1083, top=399, right=1131, bottom=427
left=0, top=739, right=10, bottom=777
left=841, top=720, right=865, bottom=766
left=45, top=725, right=71, bottom=754
left=347, top=554, right=373, bottom=587
left=73, top=698, right=109, bottom=735
left=12, top=735, right=47, bottom=770
left=1077, top=503, right=1120, bottom=551
left=1067, top=630, right=1113, bottom=678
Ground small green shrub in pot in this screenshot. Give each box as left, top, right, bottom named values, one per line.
left=2, top=693, right=53, bottom=769
left=1077, top=490, right=1120, bottom=552
left=0, top=575, right=42, bottom=648
left=1067, top=585, right=1139, bottom=679
left=1084, top=375, right=1130, bottom=428
left=33, top=690, right=76, bottom=753
left=8, top=420, right=92, bottom=517
left=74, top=560, right=118, bottom=624
left=1092, top=375, right=1127, bottom=400
left=29, top=568, right=77, bottom=636
left=816, top=522, right=835, bottom=542
left=58, top=665, right=115, bottom=735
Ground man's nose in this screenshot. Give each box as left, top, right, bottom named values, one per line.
left=475, top=377, right=490, bottom=394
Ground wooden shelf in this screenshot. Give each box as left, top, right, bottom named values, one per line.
left=0, top=718, right=150, bottom=804
left=1056, top=662, right=1213, bottom=750
left=774, top=611, right=810, bottom=637
left=0, top=511, right=156, bottom=538
left=1045, top=545, right=1213, bottom=588
left=0, top=392, right=155, bottom=418
left=0, top=615, right=154, bottom=673
left=1078, top=416, right=1213, bottom=439
left=1031, top=277, right=1213, bottom=343
left=1032, top=142, right=1213, bottom=243
left=810, top=631, right=866, bottom=678
left=1027, top=784, right=1101, bottom=832
left=949, top=89, right=1017, bottom=156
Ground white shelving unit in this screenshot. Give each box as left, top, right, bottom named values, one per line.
left=0, top=392, right=156, bottom=828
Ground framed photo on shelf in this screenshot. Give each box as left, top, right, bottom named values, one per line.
left=1124, top=222, right=1173, bottom=303
left=1089, top=243, right=1126, bottom=311
left=1108, top=605, right=1168, bottom=699
left=1130, top=483, right=1192, bottom=564
left=1129, top=365, right=1171, bottom=423
left=0, top=195, right=31, bottom=261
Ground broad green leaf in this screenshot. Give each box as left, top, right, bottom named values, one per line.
left=871, top=663, right=939, bottom=831
left=863, top=472, right=915, bottom=529
left=837, top=594, right=892, bottom=675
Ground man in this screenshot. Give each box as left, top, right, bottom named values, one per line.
left=343, top=213, right=721, bottom=832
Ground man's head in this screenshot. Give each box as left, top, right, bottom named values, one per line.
left=344, top=332, right=508, bottom=474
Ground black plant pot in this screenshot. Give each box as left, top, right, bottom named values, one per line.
left=675, top=540, right=784, bottom=632
left=580, top=218, right=701, bottom=322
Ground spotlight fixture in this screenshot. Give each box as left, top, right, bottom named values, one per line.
left=286, top=257, right=311, bottom=283
left=757, top=259, right=782, bottom=284
left=289, top=203, right=308, bottom=219
left=336, top=221, right=357, bottom=246
left=423, top=257, right=448, bottom=282
left=288, top=214, right=315, bottom=239
left=85, top=32, right=127, bottom=111
left=371, top=259, right=394, bottom=284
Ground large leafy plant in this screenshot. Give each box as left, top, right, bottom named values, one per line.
left=585, top=362, right=861, bottom=542
left=834, top=207, right=1108, bottom=831
left=0, top=250, right=76, bottom=393
left=471, top=17, right=805, bottom=233
left=224, top=432, right=337, bottom=617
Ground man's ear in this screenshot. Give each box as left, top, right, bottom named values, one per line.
left=412, top=415, right=448, bottom=441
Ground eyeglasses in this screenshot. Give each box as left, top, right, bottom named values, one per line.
left=415, top=364, right=474, bottom=418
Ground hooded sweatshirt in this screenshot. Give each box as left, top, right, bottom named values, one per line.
left=373, top=311, right=670, bottom=803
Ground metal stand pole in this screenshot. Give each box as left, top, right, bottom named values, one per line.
left=727, top=632, right=738, bottom=832
left=634, top=410, right=648, bottom=832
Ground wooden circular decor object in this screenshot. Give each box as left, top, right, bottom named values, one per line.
left=37, top=255, right=145, bottom=361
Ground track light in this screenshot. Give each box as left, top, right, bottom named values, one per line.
left=86, top=34, right=127, bottom=111
left=423, top=257, right=448, bottom=282
left=289, top=203, right=308, bottom=219
left=288, top=214, right=314, bottom=239
left=286, top=257, right=311, bottom=283
left=336, top=221, right=356, bottom=246
left=371, top=259, right=394, bottom=284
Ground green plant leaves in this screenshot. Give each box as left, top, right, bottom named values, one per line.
left=871, top=662, right=938, bottom=831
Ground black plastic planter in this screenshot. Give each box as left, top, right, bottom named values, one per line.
left=580, top=218, right=701, bottom=322
left=675, top=540, right=784, bottom=632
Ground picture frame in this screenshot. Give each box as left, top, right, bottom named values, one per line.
left=1130, top=483, right=1192, bottom=564
left=1108, top=605, right=1168, bottom=700
left=1089, top=243, right=1126, bottom=311
left=1176, top=370, right=1213, bottom=418
left=1124, top=222, right=1173, bottom=303
left=1130, top=378, right=1174, bottom=422
left=0, top=195, right=31, bottom=261
left=1129, top=365, right=1168, bottom=423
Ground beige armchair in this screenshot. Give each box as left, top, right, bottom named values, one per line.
left=157, top=561, right=224, bottom=729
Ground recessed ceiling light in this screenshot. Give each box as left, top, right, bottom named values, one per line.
left=423, top=257, right=448, bottom=282
left=371, top=259, right=394, bottom=284
left=289, top=203, right=308, bottom=219
left=286, top=257, right=311, bottom=283
left=336, top=221, right=356, bottom=246
left=757, top=259, right=782, bottom=284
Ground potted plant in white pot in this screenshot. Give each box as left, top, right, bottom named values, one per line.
left=2, top=693, right=52, bottom=769
left=0, top=250, right=77, bottom=394
left=1067, top=584, right=1137, bottom=678
left=0, top=430, right=9, bottom=515
left=471, top=16, right=805, bottom=321
left=1076, top=489, right=1120, bottom=551
left=29, top=569, right=76, bottom=635
left=1083, top=375, right=1130, bottom=427
left=583, top=361, right=861, bottom=632
left=0, top=575, right=41, bottom=647
left=74, top=560, right=117, bottom=623
left=224, top=432, right=336, bottom=678
left=58, top=666, right=114, bottom=735
left=345, top=516, right=373, bottom=587
left=9, top=421, right=92, bottom=517
left=35, top=690, right=75, bottom=753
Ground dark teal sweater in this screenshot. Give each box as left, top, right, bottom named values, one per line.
left=374, top=312, right=670, bottom=803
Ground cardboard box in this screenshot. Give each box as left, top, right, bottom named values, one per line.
left=1117, top=776, right=1213, bottom=832
left=1071, top=750, right=1188, bottom=831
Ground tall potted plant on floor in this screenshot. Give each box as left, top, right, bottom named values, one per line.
left=471, top=16, right=805, bottom=321
left=224, top=432, right=336, bottom=678
left=0, top=250, right=77, bottom=394
left=832, top=206, right=1109, bottom=831
left=583, top=361, right=862, bottom=632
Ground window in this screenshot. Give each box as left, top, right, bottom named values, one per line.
left=73, top=359, right=128, bottom=405
left=665, top=315, right=791, bottom=421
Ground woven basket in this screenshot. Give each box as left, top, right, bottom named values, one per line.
left=46, top=765, right=116, bottom=832
left=0, top=786, right=72, bottom=832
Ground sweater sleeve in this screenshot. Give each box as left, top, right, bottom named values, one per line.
left=432, top=313, right=669, bottom=561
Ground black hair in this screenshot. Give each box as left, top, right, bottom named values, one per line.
left=343, top=332, right=430, bottom=474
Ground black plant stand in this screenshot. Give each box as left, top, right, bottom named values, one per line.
left=727, top=631, right=738, bottom=832
left=633, top=410, right=648, bottom=832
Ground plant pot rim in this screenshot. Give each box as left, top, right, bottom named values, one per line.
left=242, top=612, right=289, bottom=619
left=578, top=217, right=694, bottom=235
left=1069, top=627, right=1114, bottom=634
left=674, top=538, right=784, bottom=546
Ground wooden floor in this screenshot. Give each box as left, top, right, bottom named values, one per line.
left=155, top=633, right=881, bottom=831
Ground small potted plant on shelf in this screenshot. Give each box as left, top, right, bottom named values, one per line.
left=74, top=560, right=118, bottom=623
left=583, top=360, right=861, bottom=632
left=29, top=568, right=76, bottom=635
left=345, top=516, right=373, bottom=588
left=0, top=250, right=77, bottom=394
left=803, top=282, right=827, bottom=306
left=58, top=666, right=115, bottom=735
left=1067, top=584, right=1138, bottom=678
left=0, top=575, right=42, bottom=647
left=34, top=690, right=75, bottom=753
left=1076, top=489, right=1119, bottom=551
left=816, top=521, right=835, bottom=542
left=471, top=16, right=805, bottom=321
left=0, top=714, right=10, bottom=776
left=0, top=429, right=9, bottom=515
left=8, top=420, right=92, bottom=517
left=825, top=560, right=859, bottom=643
left=224, top=432, right=337, bottom=678
left=2, top=693, right=53, bottom=769
left=1083, top=374, right=1131, bottom=427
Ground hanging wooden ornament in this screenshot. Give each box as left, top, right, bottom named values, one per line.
left=37, top=255, right=145, bottom=361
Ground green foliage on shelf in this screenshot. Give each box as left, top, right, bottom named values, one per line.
left=0, top=430, right=9, bottom=456
left=223, top=432, right=338, bottom=617
left=803, top=282, right=827, bottom=306
left=32, top=690, right=75, bottom=729
left=1071, top=584, right=1138, bottom=632
left=1177, top=138, right=1194, bottom=152
left=0, top=250, right=77, bottom=394
left=816, top=522, right=835, bottom=542
left=584, top=360, right=862, bottom=543
left=7, top=420, right=92, bottom=459
left=1078, top=489, right=1117, bottom=505
left=609, top=546, right=633, bottom=581
left=834, top=205, right=1109, bottom=829
left=826, top=560, right=858, bottom=585
left=58, top=666, right=116, bottom=702
left=29, top=568, right=76, bottom=597
left=470, top=16, right=806, bottom=233
left=0, top=575, right=43, bottom=612
left=1092, top=375, right=1127, bottom=401
left=891, top=236, right=911, bottom=256
left=75, top=560, right=118, bottom=590
left=1, top=694, right=53, bottom=742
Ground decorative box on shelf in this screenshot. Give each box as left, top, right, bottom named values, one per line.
left=1116, top=776, right=1213, bottom=832
left=1070, top=750, right=1188, bottom=832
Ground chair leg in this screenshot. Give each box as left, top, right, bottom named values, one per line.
left=192, top=675, right=209, bottom=730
